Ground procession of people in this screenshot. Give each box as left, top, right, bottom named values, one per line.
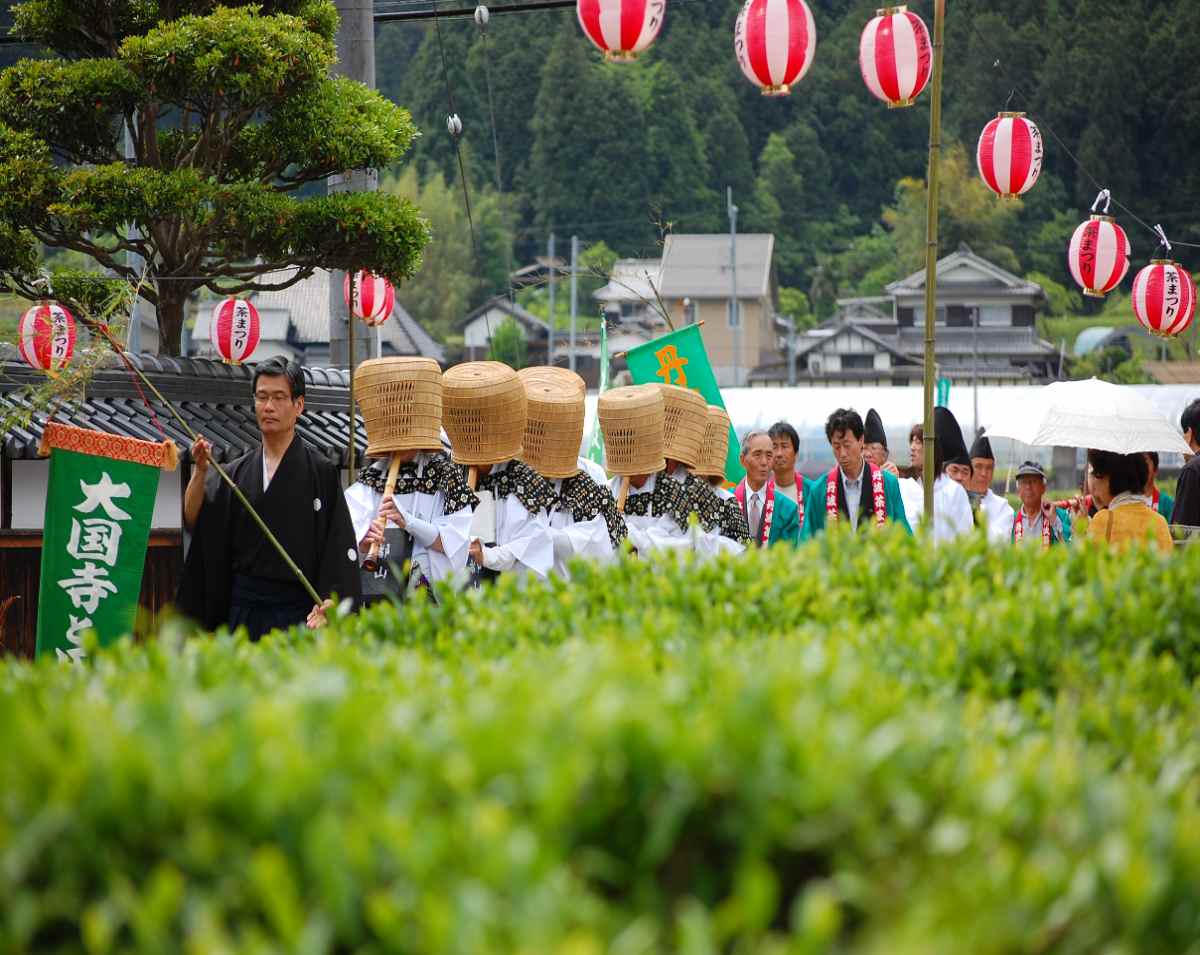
left=176, top=357, right=1189, bottom=639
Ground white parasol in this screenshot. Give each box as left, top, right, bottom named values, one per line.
left=984, top=377, right=1191, bottom=454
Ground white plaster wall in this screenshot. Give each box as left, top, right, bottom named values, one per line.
left=6, top=459, right=182, bottom=530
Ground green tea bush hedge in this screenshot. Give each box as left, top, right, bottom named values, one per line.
left=3, top=529, right=1200, bottom=953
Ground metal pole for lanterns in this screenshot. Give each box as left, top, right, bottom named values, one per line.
left=728, top=187, right=740, bottom=387
left=547, top=232, right=557, bottom=367
left=348, top=270, right=356, bottom=481
left=921, top=0, right=946, bottom=524
left=569, top=234, right=579, bottom=373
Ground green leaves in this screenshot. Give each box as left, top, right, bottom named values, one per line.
left=3, top=533, right=1200, bottom=951
left=120, top=5, right=334, bottom=110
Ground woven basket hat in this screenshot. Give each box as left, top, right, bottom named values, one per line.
left=695, top=405, right=731, bottom=479
left=352, top=357, right=443, bottom=456
left=518, top=365, right=586, bottom=397
left=658, top=384, right=707, bottom=470
left=442, top=361, right=526, bottom=465
left=520, top=374, right=585, bottom=479
left=599, top=385, right=665, bottom=477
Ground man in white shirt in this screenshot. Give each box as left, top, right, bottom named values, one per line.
left=735, top=431, right=800, bottom=547
left=968, top=432, right=1015, bottom=542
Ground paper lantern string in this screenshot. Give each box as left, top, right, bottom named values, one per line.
left=474, top=4, right=489, bottom=27
left=1090, top=189, right=1112, bottom=215
left=1154, top=224, right=1172, bottom=254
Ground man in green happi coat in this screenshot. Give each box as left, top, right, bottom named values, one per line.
left=800, top=408, right=911, bottom=538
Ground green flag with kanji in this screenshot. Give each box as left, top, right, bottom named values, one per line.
left=35, top=423, right=173, bottom=661
left=625, top=325, right=744, bottom=484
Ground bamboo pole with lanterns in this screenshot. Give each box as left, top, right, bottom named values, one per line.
left=921, top=0, right=946, bottom=524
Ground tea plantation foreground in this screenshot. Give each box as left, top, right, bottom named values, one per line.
left=4, top=529, right=1200, bottom=953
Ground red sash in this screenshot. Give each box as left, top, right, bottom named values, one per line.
left=1012, top=508, right=1053, bottom=549
left=735, top=478, right=776, bottom=546
left=1151, top=487, right=1160, bottom=508
left=826, top=464, right=886, bottom=529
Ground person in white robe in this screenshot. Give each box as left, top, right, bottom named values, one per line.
left=346, top=451, right=476, bottom=599
left=517, top=368, right=626, bottom=576
left=968, top=432, right=1015, bottom=543
left=924, top=406, right=975, bottom=542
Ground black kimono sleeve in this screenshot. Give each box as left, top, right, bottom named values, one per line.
left=1172, top=459, right=1200, bottom=526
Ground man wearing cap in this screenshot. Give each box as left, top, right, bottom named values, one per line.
left=735, top=431, right=800, bottom=547
left=864, top=409, right=900, bottom=475
left=768, top=421, right=809, bottom=507
left=800, top=409, right=910, bottom=538
left=1012, top=460, right=1072, bottom=547
left=969, top=432, right=1015, bottom=542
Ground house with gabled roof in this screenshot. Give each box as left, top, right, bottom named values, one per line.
left=750, top=244, right=1060, bottom=387
left=657, top=233, right=777, bottom=387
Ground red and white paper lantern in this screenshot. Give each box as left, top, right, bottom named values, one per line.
left=343, top=270, right=395, bottom=327
left=210, top=297, right=261, bottom=364
left=1131, top=260, right=1196, bottom=338
left=859, top=6, right=931, bottom=108
left=976, top=112, right=1043, bottom=199
left=576, top=0, right=666, bottom=62
left=735, top=0, right=817, bottom=97
left=1068, top=215, right=1130, bottom=298
left=17, top=301, right=75, bottom=373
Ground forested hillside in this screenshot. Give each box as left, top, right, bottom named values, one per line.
left=375, top=0, right=1199, bottom=334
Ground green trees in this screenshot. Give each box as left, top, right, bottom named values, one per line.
left=376, top=0, right=1197, bottom=318
left=0, top=1, right=429, bottom=354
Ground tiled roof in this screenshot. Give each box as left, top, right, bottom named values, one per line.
left=0, top=353, right=368, bottom=463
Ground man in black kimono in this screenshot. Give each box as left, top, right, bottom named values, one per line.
left=177, top=357, right=360, bottom=639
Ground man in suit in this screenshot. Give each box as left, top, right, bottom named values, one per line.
left=734, top=431, right=800, bottom=548
left=800, top=408, right=911, bottom=538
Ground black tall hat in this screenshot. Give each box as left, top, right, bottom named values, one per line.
left=864, top=408, right=887, bottom=448
left=969, top=430, right=994, bottom=461
left=934, top=405, right=970, bottom=467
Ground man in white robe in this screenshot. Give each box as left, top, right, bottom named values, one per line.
left=346, top=450, right=476, bottom=600
left=968, top=432, right=1015, bottom=543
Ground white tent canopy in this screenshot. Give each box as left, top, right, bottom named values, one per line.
left=585, top=384, right=1200, bottom=474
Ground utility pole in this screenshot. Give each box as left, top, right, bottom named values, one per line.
left=786, top=315, right=797, bottom=387
left=569, top=235, right=579, bottom=374
left=547, top=232, right=557, bottom=367
left=972, top=305, right=980, bottom=437
left=124, top=119, right=145, bottom=354
left=921, top=0, right=946, bottom=523
left=728, top=186, right=740, bottom=387
left=329, top=0, right=377, bottom=372
left=330, top=0, right=377, bottom=483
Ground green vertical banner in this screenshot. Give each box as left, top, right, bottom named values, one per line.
left=35, top=424, right=171, bottom=661
left=625, top=325, right=745, bottom=484
left=936, top=377, right=951, bottom=406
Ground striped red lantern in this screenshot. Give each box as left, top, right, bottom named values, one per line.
left=576, top=0, right=666, bottom=62
left=735, top=0, right=817, bottom=97
left=1131, top=260, right=1196, bottom=338
left=859, top=6, right=931, bottom=108
left=976, top=112, right=1043, bottom=199
left=17, top=301, right=76, bottom=373
left=1068, top=215, right=1130, bottom=298
left=210, top=297, right=261, bottom=364
left=343, top=270, right=395, bottom=327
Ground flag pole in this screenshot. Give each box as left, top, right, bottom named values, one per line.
left=921, top=0, right=946, bottom=523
